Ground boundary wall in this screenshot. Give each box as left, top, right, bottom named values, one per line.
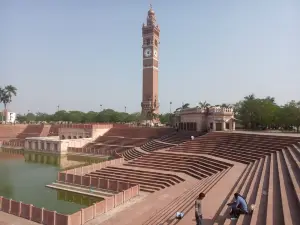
left=0, top=184, right=139, bottom=225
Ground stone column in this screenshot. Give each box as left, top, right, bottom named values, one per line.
left=222, top=122, right=226, bottom=131
left=232, top=121, right=236, bottom=130
left=213, top=122, right=216, bottom=131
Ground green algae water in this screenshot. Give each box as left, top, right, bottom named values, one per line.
left=0, top=151, right=102, bottom=214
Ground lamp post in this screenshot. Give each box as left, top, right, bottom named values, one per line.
left=125, top=106, right=127, bottom=113
left=57, top=105, right=60, bottom=112
left=169, top=101, right=172, bottom=114
left=100, top=104, right=103, bottom=111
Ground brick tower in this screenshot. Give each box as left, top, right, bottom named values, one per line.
left=141, top=5, right=160, bottom=119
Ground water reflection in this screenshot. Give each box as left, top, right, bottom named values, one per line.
left=57, top=190, right=103, bottom=206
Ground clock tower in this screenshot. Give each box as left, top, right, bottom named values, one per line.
left=141, top=5, right=160, bottom=118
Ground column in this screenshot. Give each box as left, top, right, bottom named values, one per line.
left=213, top=122, right=216, bottom=131
left=232, top=121, right=236, bottom=130
left=222, top=122, right=226, bottom=131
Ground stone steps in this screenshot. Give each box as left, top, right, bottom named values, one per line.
left=221, top=147, right=300, bottom=225
left=85, top=166, right=185, bottom=193
left=143, top=168, right=231, bottom=225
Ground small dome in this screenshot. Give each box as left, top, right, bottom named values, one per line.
left=148, top=7, right=155, bottom=15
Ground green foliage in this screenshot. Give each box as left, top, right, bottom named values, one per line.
left=234, top=95, right=300, bottom=131
left=16, top=109, right=169, bottom=124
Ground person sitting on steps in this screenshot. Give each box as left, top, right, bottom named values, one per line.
left=227, top=193, right=248, bottom=220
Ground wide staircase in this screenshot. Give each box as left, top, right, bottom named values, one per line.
left=68, top=127, right=174, bottom=156
left=168, top=132, right=300, bottom=164
left=210, top=142, right=300, bottom=225
left=142, top=166, right=232, bottom=225
left=47, top=124, right=60, bottom=136
left=103, top=127, right=174, bottom=138
left=125, top=152, right=233, bottom=180
left=16, top=124, right=45, bottom=138
left=0, top=125, right=27, bottom=141
left=86, top=166, right=185, bottom=193
left=1, top=124, right=50, bottom=147
left=121, top=148, right=145, bottom=161
left=140, top=131, right=203, bottom=152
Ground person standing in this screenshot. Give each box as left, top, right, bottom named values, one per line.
left=195, top=192, right=206, bottom=225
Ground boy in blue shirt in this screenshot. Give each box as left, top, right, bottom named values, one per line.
left=228, top=193, right=248, bottom=220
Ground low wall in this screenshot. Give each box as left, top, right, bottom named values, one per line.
left=68, top=147, right=121, bottom=156
left=63, top=158, right=124, bottom=175
left=57, top=173, right=136, bottom=192
left=0, top=196, right=68, bottom=225
left=0, top=184, right=140, bottom=225
left=2, top=140, right=25, bottom=149
left=68, top=184, right=139, bottom=224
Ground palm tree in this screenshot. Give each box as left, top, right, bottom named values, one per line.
left=244, top=94, right=255, bottom=101
left=199, top=101, right=210, bottom=109
left=4, top=85, right=17, bottom=102
left=199, top=101, right=211, bottom=115
left=175, top=103, right=190, bottom=112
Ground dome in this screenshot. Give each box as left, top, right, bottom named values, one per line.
left=148, top=5, right=155, bottom=15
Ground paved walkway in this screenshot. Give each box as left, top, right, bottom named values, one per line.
left=176, top=163, right=245, bottom=225
left=230, top=130, right=300, bottom=137
left=0, top=212, right=39, bottom=225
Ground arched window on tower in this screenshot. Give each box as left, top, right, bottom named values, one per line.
left=146, top=39, right=150, bottom=45
left=155, top=39, right=158, bottom=47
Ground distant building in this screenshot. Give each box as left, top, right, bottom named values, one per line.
left=5, top=111, right=16, bottom=123
left=171, top=106, right=236, bottom=132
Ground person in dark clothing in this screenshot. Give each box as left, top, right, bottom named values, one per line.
left=228, top=193, right=248, bottom=220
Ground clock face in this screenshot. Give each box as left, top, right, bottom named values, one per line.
left=154, top=50, right=158, bottom=57
left=144, top=48, right=152, bottom=57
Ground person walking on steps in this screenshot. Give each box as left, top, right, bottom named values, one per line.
left=195, top=192, right=206, bottom=225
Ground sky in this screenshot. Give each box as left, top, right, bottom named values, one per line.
left=1, top=0, right=299, bottom=114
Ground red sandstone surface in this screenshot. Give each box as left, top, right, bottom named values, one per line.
left=0, top=125, right=300, bottom=225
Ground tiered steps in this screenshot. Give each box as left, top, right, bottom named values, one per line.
left=219, top=145, right=300, bottom=225
left=140, top=132, right=204, bottom=153
left=122, top=148, right=145, bottom=161
left=142, top=168, right=231, bottom=225
left=87, top=166, right=184, bottom=193
left=125, top=152, right=233, bottom=180
left=141, top=140, right=173, bottom=152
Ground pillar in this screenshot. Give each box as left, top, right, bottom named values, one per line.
left=232, top=121, right=236, bottom=130
left=222, top=122, right=226, bottom=131
left=213, top=122, right=216, bottom=131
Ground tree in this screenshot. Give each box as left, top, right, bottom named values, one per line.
left=175, top=103, right=190, bottom=111
left=199, top=101, right=211, bottom=115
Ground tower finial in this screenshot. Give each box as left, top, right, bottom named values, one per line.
left=150, top=3, right=152, bottom=9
